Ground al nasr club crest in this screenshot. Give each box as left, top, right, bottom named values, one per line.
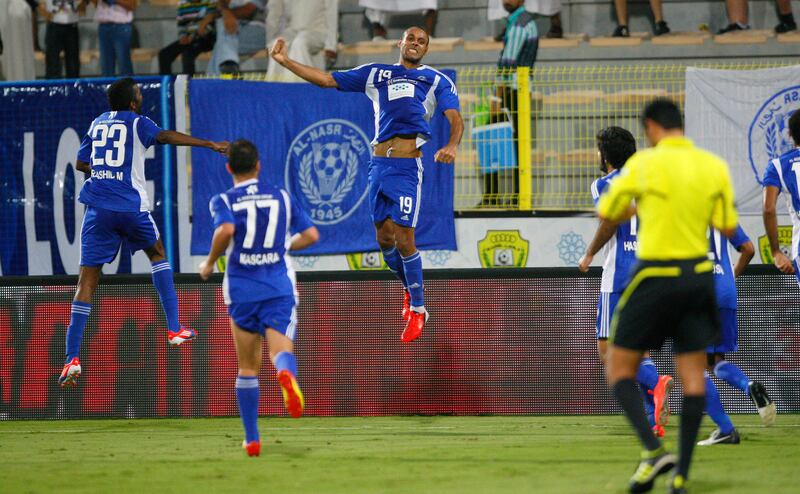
left=285, top=119, right=371, bottom=225
left=748, top=86, right=800, bottom=183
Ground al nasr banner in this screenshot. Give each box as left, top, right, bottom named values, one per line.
left=685, top=65, right=800, bottom=214
left=188, top=79, right=457, bottom=256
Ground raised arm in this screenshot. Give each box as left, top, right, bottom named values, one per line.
left=270, top=38, right=338, bottom=88
left=433, top=109, right=464, bottom=164
left=156, top=130, right=228, bottom=154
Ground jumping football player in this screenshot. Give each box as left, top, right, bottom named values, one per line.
left=200, top=139, right=319, bottom=457
left=698, top=225, right=776, bottom=446
left=270, top=26, right=464, bottom=343
left=59, top=77, right=228, bottom=388
left=579, top=126, right=674, bottom=438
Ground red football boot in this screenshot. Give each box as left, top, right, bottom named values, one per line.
left=402, top=290, right=411, bottom=322
left=401, top=309, right=428, bottom=343
left=242, top=440, right=261, bottom=457
left=653, top=375, right=674, bottom=429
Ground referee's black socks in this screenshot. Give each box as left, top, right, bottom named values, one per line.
left=612, top=379, right=662, bottom=452
left=677, top=395, right=705, bottom=478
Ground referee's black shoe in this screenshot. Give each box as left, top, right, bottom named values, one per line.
left=748, top=381, right=777, bottom=426
left=629, top=448, right=677, bottom=493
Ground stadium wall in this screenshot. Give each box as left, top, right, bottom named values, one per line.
left=1, top=268, right=798, bottom=420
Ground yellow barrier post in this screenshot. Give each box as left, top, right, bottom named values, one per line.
left=516, top=66, right=532, bottom=211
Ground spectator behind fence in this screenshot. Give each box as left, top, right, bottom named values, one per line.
left=266, top=0, right=338, bottom=81
left=482, top=0, right=539, bottom=207
left=26, top=0, right=43, bottom=51
left=0, top=0, right=37, bottom=81
left=39, top=0, right=86, bottom=79
left=488, top=0, right=563, bottom=39
left=206, top=0, right=265, bottom=75
left=359, top=0, right=437, bottom=40
left=158, top=0, right=216, bottom=75
left=93, top=0, right=137, bottom=76
left=612, top=0, right=669, bottom=37
left=718, top=0, right=796, bottom=34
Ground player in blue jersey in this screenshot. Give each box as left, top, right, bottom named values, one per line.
left=579, top=126, right=674, bottom=438
left=58, top=78, right=228, bottom=388
left=270, top=26, right=464, bottom=343
left=199, top=139, right=319, bottom=457
left=697, top=226, right=777, bottom=445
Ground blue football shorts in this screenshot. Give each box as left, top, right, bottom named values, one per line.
left=596, top=291, right=621, bottom=340
left=707, top=308, right=738, bottom=354
left=80, top=206, right=160, bottom=266
left=368, top=156, right=423, bottom=229
left=228, top=295, right=297, bottom=340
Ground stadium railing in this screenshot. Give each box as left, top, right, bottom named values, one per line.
left=1, top=266, right=797, bottom=420
left=195, top=62, right=792, bottom=213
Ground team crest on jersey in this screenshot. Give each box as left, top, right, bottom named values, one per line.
left=285, top=119, right=370, bottom=225
left=748, top=86, right=800, bottom=183
left=758, top=226, right=793, bottom=264
left=477, top=230, right=529, bottom=268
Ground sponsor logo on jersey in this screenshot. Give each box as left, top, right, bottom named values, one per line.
left=477, top=230, right=529, bottom=268
left=749, top=86, right=800, bottom=184
left=285, top=119, right=371, bottom=226
left=346, top=251, right=388, bottom=271
left=758, top=225, right=793, bottom=264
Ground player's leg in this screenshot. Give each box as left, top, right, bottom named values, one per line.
left=612, top=0, right=630, bottom=36
left=698, top=354, right=739, bottom=446
left=267, top=330, right=304, bottom=419
left=671, top=350, right=706, bottom=491
left=230, top=316, right=263, bottom=457
left=135, top=212, right=195, bottom=346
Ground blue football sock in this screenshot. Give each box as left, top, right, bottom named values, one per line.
left=401, top=251, right=424, bottom=310
left=637, top=358, right=659, bottom=391
left=236, top=376, right=260, bottom=443
left=382, top=247, right=407, bottom=289
left=714, top=360, right=750, bottom=394
left=705, top=374, right=735, bottom=434
left=65, top=301, right=91, bottom=361
left=639, top=385, right=657, bottom=428
left=151, top=260, right=180, bottom=332
left=273, top=351, right=298, bottom=377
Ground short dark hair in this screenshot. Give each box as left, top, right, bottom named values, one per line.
left=596, top=126, right=637, bottom=169
left=789, top=110, right=800, bottom=147
left=228, top=139, right=259, bottom=175
left=642, top=98, right=683, bottom=130
left=107, top=78, right=138, bottom=111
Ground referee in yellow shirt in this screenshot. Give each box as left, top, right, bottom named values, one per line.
left=597, top=99, right=738, bottom=494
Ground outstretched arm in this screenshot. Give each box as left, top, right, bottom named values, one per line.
left=270, top=38, right=338, bottom=88
left=578, top=218, right=618, bottom=273
left=156, top=130, right=228, bottom=154
left=434, top=109, right=464, bottom=164
left=199, top=223, right=234, bottom=280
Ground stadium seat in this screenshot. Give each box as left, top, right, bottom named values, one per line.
left=543, top=90, right=604, bottom=106
left=604, top=89, right=669, bottom=105
left=777, top=31, right=800, bottom=43
left=463, top=37, right=502, bottom=52
left=427, top=37, right=463, bottom=53
left=339, top=41, right=393, bottom=56
left=148, top=0, right=180, bottom=6
left=588, top=36, right=643, bottom=47
left=131, top=48, right=157, bottom=63
left=651, top=32, right=710, bottom=46
left=557, top=148, right=597, bottom=167
left=540, top=35, right=584, bottom=49
left=34, top=50, right=97, bottom=64
left=713, top=30, right=770, bottom=44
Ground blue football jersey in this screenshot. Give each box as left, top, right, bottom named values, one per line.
left=331, top=63, right=460, bottom=145
left=77, top=111, right=163, bottom=212
left=210, top=179, right=314, bottom=305
left=708, top=225, right=749, bottom=309
left=592, top=169, right=638, bottom=293
left=763, top=148, right=800, bottom=260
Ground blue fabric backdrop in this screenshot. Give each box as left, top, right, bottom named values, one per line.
left=188, top=78, right=456, bottom=256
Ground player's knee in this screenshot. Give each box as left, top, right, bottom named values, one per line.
left=375, top=229, right=395, bottom=249
left=394, top=231, right=416, bottom=256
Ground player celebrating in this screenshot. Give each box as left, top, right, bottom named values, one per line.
left=199, top=140, right=319, bottom=457
left=579, top=126, right=673, bottom=438
left=698, top=226, right=776, bottom=446
left=59, top=78, right=228, bottom=388
left=270, top=26, right=464, bottom=343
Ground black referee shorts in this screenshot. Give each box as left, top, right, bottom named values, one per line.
left=610, top=258, right=720, bottom=354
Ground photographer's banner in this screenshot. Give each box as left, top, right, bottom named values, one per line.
left=0, top=77, right=177, bottom=276
left=188, top=79, right=457, bottom=256
left=685, top=65, right=800, bottom=214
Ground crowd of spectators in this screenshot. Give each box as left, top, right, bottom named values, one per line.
left=1, top=0, right=798, bottom=81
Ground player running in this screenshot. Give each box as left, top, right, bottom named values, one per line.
left=199, top=140, right=319, bottom=457
left=698, top=226, right=776, bottom=446
left=270, top=26, right=464, bottom=343
left=579, top=126, right=673, bottom=438
left=59, top=78, right=228, bottom=388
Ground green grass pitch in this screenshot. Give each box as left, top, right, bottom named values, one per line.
left=1, top=415, right=799, bottom=493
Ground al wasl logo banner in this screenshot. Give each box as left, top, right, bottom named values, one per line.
left=685, top=65, right=800, bottom=214
left=188, top=79, right=457, bottom=256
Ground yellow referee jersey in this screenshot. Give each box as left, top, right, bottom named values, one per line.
left=597, top=136, right=738, bottom=260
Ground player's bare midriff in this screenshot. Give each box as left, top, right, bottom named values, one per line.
left=373, top=135, right=421, bottom=158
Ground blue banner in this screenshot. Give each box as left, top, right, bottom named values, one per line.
left=188, top=79, right=456, bottom=256
left=0, top=77, right=176, bottom=275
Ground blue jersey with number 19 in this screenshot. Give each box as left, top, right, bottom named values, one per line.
left=332, top=63, right=460, bottom=145
left=591, top=169, right=638, bottom=293
left=77, top=111, right=163, bottom=212
left=763, top=148, right=800, bottom=260
left=210, top=179, right=314, bottom=305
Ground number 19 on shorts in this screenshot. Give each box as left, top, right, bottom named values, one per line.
left=400, top=196, right=413, bottom=215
